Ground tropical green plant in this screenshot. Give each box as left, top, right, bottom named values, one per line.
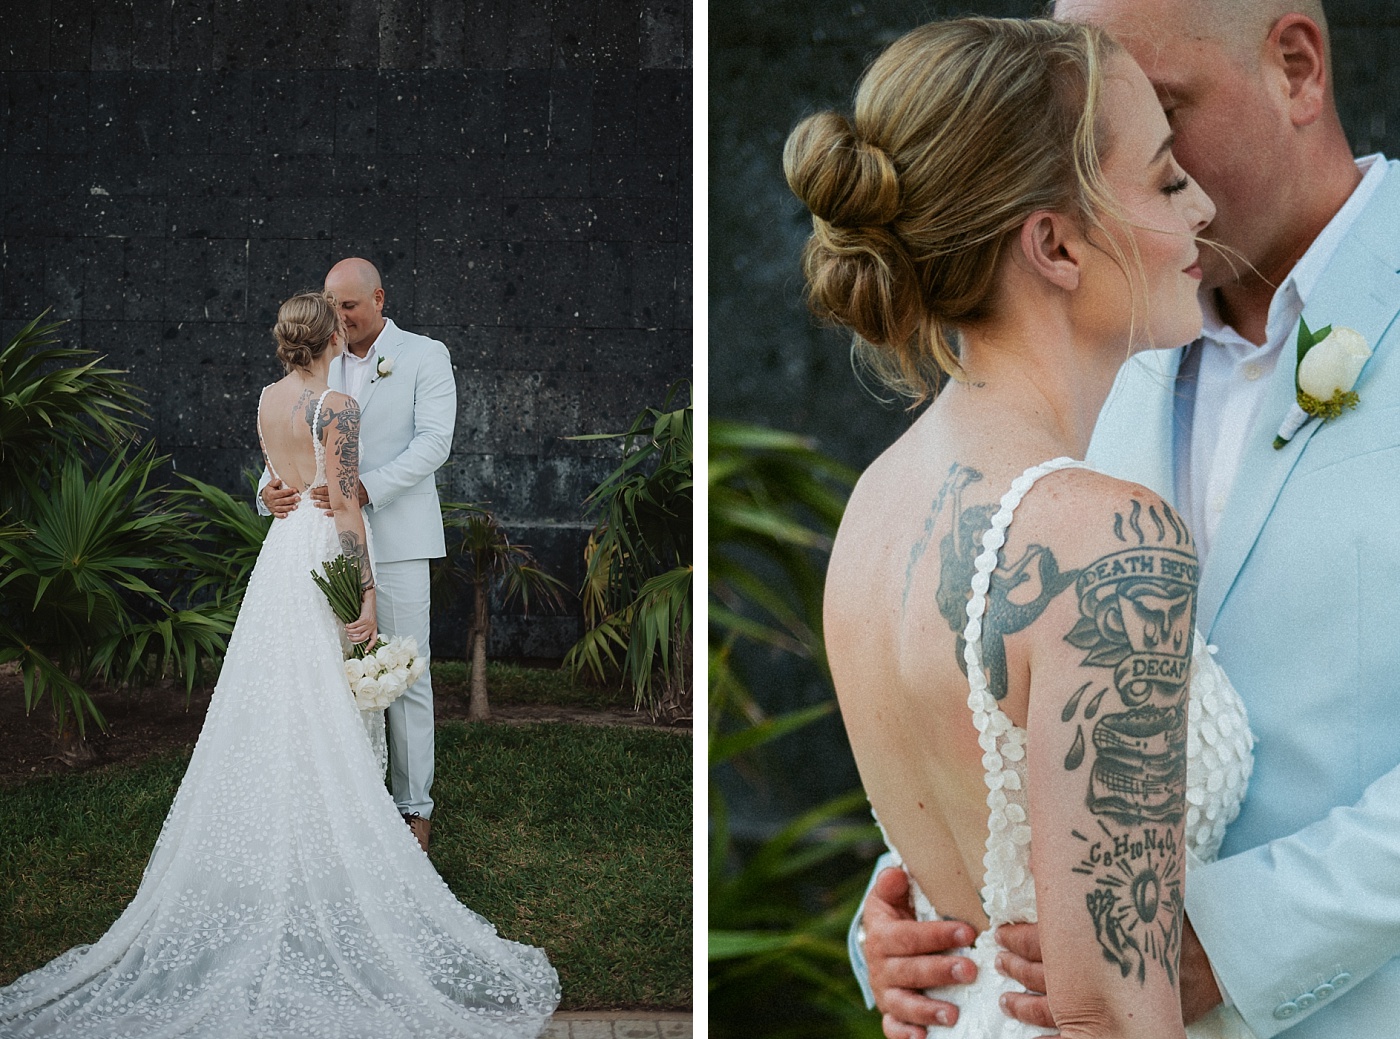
left=708, top=420, right=883, bottom=1038
left=0, top=314, right=145, bottom=512
left=167, top=472, right=272, bottom=608
left=0, top=445, right=234, bottom=751
left=565, top=386, right=692, bottom=721
left=433, top=503, right=569, bottom=721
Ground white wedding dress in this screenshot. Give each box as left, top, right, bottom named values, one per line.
left=0, top=390, right=560, bottom=1038
left=878, top=459, right=1258, bottom=1039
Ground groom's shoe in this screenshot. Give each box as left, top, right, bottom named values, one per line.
left=402, top=812, right=431, bottom=853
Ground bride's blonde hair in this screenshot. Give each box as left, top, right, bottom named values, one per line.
left=784, top=17, right=1128, bottom=404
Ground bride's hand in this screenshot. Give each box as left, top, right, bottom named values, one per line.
left=346, top=587, right=378, bottom=648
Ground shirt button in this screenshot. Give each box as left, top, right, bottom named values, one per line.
left=1244, top=362, right=1263, bottom=380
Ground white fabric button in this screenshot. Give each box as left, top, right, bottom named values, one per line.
left=1244, top=362, right=1263, bottom=380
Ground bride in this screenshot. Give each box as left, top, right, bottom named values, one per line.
left=786, top=17, right=1253, bottom=1039
left=0, top=292, right=561, bottom=1038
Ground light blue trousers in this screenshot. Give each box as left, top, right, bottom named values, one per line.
left=375, top=558, right=435, bottom=819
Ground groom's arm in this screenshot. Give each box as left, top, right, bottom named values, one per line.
left=1184, top=766, right=1400, bottom=1038
left=358, top=339, right=456, bottom=509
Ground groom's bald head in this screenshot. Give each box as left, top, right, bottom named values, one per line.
left=325, top=257, right=386, bottom=357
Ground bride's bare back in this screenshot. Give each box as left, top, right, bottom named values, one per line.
left=258, top=379, right=331, bottom=492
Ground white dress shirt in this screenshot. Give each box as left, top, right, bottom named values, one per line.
left=1180, top=154, right=1386, bottom=562
left=341, top=346, right=378, bottom=403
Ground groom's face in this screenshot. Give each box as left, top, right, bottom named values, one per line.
left=1057, top=0, right=1295, bottom=290
left=325, top=277, right=385, bottom=357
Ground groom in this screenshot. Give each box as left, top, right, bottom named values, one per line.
left=856, top=2, right=1400, bottom=1037
left=260, top=257, right=456, bottom=854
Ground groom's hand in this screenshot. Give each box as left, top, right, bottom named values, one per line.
left=994, top=923, right=1054, bottom=1029
left=310, top=481, right=369, bottom=515
left=865, top=867, right=978, bottom=1037
left=1179, top=916, right=1223, bottom=1023
left=995, top=915, right=1222, bottom=1026
left=261, top=478, right=300, bottom=519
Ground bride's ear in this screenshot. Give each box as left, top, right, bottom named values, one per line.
left=1016, top=210, right=1083, bottom=292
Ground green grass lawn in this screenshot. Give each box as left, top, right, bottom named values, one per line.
left=431, top=659, right=638, bottom=712
left=0, top=720, right=691, bottom=1011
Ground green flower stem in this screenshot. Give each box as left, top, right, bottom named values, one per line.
left=310, top=555, right=377, bottom=658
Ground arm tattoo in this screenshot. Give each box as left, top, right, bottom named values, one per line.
left=317, top=397, right=362, bottom=502
left=926, top=463, right=1081, bottom=699
left=1061, top=500, right=1196, bottom=985
left=339, top=529, right=374, bottom=591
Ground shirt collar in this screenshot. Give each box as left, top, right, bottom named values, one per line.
left=1200, top=154, right=1387, bottom=349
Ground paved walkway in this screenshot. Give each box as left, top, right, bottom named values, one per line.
left=543, top=1011, right=692, bottom=1038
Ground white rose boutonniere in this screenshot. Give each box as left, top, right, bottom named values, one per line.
left=375, top=355, right=393, bottom=379
left=1273, top=318, right=1370, bottom=448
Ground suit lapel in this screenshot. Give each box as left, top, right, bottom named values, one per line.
left=354, top=318, right=402, bottom=415
left=1198, top=165, right=1400, bottom=636
left=1088, top=346, right=1183, bottom=503
left=330, top=353, right=346, bottom=393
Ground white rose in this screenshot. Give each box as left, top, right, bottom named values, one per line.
left=1299, top=326, right=1370, bottom=399
left=344, top=657, right=366, bottom=682
left=399, top=636, right=419, bottom=659
left=376, top=355, right=394, bottom=377
left=378, top=673, right=405, bottom=700
left=407, top=657, right=426, bottom=684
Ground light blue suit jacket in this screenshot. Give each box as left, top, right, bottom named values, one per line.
left=328, top=319, right=455, bottom=564
left=258, top=318, right=456, bottom=564
left=1086, top=159, right=1400, bottom=1037
left=849, top=161, right=1400, bottom=1037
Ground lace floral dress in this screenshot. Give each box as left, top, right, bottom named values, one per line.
left=0, top=390, right=561, bottom=1038
left=878, top=459, right=1257, bottom=1039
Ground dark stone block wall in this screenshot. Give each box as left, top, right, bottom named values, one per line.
left=711, top=0, right=1400, bottom=830
left=2, top=0, right=692, bottom=660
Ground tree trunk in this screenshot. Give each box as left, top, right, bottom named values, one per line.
left=467, top=582, right=491, bottom=721
left=54, top=707, right=95, bottom=765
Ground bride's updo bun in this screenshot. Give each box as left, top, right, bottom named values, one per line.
left=274, top=292, right=341, bottom=372
left=784, top=17, right=1121, bottom=402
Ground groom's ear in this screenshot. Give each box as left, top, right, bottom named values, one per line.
left=1017, top=210, right=1082, bottom=292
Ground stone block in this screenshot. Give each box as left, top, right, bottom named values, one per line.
left=499, top=240, right=589, bottom=328
left=91, top=0, right=134, bottom=71
left=502, top=152, right=591, bottom=200
left=415, top=147, right=504, bottom=199
left=169, top=196, right=249, bottom=238
left=641, top=1, right=689, bottom=69
left=378, top=0, right=424, bottom=70
left=634, top=69, right=685, bottom=157
left=5, top=73, right=50, bottom=151
left=253, top=71, right=337, bottom=154
left=422, top=0, right=466, bottom=69
left=165, top=238, right=248, bottom=321
left=460, top=1, right=509, bottom=70
left=506, top=3, right=552, bottom=70
left=417, top=196, right=503, bottom=241
left=49, top=71, right=90, bottom=151
left=375, top=70, right=421, bottom=153
left=131, top=0, right=173, bottom=70
left=503, top=70, right=552, bottom=153
left=589, top=152, right=679, bottom=200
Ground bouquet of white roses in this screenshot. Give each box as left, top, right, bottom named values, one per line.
left=344, top=635, right=426, bottom=710
left=311, top=554, right=425, bottom=710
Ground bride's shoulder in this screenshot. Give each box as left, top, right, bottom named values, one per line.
left=1016, top=468, right=1197, bottom=569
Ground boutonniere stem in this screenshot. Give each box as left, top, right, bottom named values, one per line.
left=1273, top=318, right=1369, bottom=448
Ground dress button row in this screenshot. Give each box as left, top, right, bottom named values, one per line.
left=1272, top=973, right=1352, bottom=1019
